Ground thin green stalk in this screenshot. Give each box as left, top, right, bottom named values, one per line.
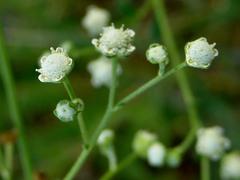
left=63, top=77, right=76, bottom=101
left=4, top=143, right=13, bottom=179
left=100, top=153, right=137, bottom=180
left=201, top=156, right=210, bottom=180
left=0, top=148, right=10, bottom=180
left=62, top=77, right=88, bottom=145
left=113, top=62, right=187, bottom=112
left=151, top=0, right=201, bottom=154
left=63, top=58, right=119, bottom=180
left=76, top=113, right=88, bottom=147
left=0, top=26, right=32, bottom=180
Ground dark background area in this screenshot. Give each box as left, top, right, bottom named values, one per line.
left=0, top=0, right=240, bottom=179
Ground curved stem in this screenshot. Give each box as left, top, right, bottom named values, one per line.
left=63, top=77, right=76, bottom=101
left=201, top=156, right=210, bottom=180
left=100, top=153, right=137, bottom=180
left=151, top=0, right=202, bottom=155
left=0, top=25, right=32, bottom=180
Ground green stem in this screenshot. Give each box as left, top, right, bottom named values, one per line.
left=63, top=58, right=119, bottom=180
left=113, top=62, right=187, bottom=112
left=63, top=77, right=76, bottom=101
left=0, top=25, right=32, bottom=180
left=151, top=0, right=201, bottom=154
left=201, top=156, right=210, bottom=180
left=106, top=146, right=117, bottom=171
left=0, top=148, right=10, bottom=180
left=77, top=113, right=88, bottom=147
left=4, top=143, right=13, bottom=179
left=100, top=153, right=137, bottom=180
left=62, top=77, right=88, bottom=145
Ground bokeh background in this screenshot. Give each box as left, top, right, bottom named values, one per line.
left=0, top=0, right=240, bottom=179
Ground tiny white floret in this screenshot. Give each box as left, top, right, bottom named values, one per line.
left=147, top=142, right=166, bottom=167
left=196, top=126, right=230, bottom=160
left=185, top=37, right=218, bottom=69
left=92, top=24, right=135, bottom=57
left=97, top=129, right=114, bottom=147
left=54, top=100, right=76, bottom=122
left=36, top=47, right=73, bottom=83
left=221, top=152, right=240, bottom=179
left=87, top=56, right=122, bottom=88
left=82, top=5, right=110, bottom=36
left=132, top=130, right=157, bottom=158
left=146, top=43, right=168, bottom=65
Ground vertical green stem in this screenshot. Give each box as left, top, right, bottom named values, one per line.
left=62, top=77, right=88, bottom=145
left=63, top=58, right=118, bottom=180
left=0, top=26, right=32, bottom=180
left=4, top=143, right=13, bottom=179
left=151, top=0, right=201, bottom=153
left=63, top=77, right=76, bottom=101
left=201, top=156, right=210, bottom=180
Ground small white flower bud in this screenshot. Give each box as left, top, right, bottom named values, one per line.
left=132, top=130, right=157, bottom=158
left=36, top=47, right=73, bottom=83
left=147, top=142, right=166, bottom=167
left=221, top=152, right=240, bottom=179
left=166, top=150, right=182, bottom=168
left=87, top=56, right=122, bottom=88
left=53, top=100, right=77, bottom=122
left=92, top=24, right=135, bottom=57
left=185, top=37, right=218, bottom=69
left=82, top=5, right=110, bottom=36
left=97, top=129, right=114, bottom=148
left=146, top=43, right=168, bottom=65
left=196, top=126, right=231, bottom=160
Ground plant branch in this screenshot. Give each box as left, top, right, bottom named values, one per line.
left=201, top=156, right=210, bottom=180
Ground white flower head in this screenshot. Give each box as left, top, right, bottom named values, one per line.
left=36, top=47, right=73, bottom=83
left=185, top=37, right=218, bottom=69
left=147, top=142, right=166, bottom=167
left=53, top=100, right=77, bottom=122
left=92, top=24, right=135, bottom=57
left=196, top=126, right=231, bottom=160
left=146, top=43, right=168, bottom=65
left=87, top=56, right=122, bottom=88
left=132, top=130, right=157, bottom=158
left=82, top=5, right=110, bottom=36
left=221, top=152, right=240, bottom=179
left=97, top=129, right=114, bottom=148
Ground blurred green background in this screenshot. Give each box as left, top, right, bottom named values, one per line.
left=0, top=0, right=240, bottom=179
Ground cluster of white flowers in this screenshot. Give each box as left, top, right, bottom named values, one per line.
left=196, top=126, right=231, bottom=160
left=36, top=47, right=73, bottom=83
left=146, top=43, right=168, bottom=65
left=87, top=56, right=122, bottom=88
left=82, top=5, right=110, bottom=36
left=220, top=152, right=240, bottom=179
left=53, top=100, right=77, bottom=122
left=92, top=24, right=135, bottom=57
left=185, top=37, right=218, bottom=69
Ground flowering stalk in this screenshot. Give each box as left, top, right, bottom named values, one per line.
left=201, top=156, right=210, bottom=180
left=63, top=60, right=187, bottom=180
left=151, top=0, right=201, bottom=157
left=100, top=153, right=137, bottom=180
left=0, top=26, right=32, bottom=180
left=62, top=77, right=89, bottom=146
